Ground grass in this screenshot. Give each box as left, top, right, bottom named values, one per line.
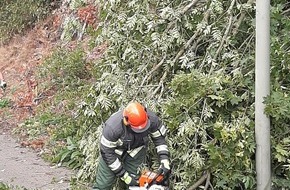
left=0, top=98, right=10, bottom=108
left=0, top=0, right=57, bottom=44
left=0, top=182, right=26, bottom=190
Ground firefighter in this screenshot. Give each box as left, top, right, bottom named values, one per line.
left=93, top=101, right=170, bottom=190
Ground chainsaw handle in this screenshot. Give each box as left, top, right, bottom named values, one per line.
left=146, top=169, right=163, bottom=188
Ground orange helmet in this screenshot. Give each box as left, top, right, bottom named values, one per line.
left=123, top=102, right=150, bottom=133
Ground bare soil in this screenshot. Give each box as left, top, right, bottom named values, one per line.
left=0, top=14, right=74, bottom=190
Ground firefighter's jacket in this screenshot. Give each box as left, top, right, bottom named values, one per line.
left=100, top=109, right=169, bottom=177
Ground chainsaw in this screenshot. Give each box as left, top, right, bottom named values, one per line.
left=129, top=169, right=170, bottom=190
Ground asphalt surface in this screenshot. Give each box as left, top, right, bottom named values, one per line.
left=0, top=133, right=72, bottom=190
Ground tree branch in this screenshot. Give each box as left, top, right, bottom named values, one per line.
left=182, top=0, right=202, bottom=13
left=166, top=0, right=203, bottom=32
left=213, top=0, right=236, bottom=61
left=152, top=70, right=168, bottom=97
left=139, top=55, right=166, bottom=88
left=139, top=0, right=204, bottom=93
left=204, top=172, right=211, bottom=190
left=172, top=10, right=210, bottom=65
left=187, top=171, right=210, bottom=190
left=232, top=0, right=255, bottom=36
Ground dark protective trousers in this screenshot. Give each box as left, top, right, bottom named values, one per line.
left=92, top=148, right=146, bottom=190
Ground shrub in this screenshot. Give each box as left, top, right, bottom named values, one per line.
left=0, top=0, right=60, bottom=44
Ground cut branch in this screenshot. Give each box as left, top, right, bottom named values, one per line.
left=187, top=171, right=210, bottom=190
left=172, top=10, right=210, bottom=65
left=166, top=0, right=203, bottom=32
left=139, top=55, right=166, bottom=88
left=204, top=172, right=211, bottom=190
left=152, top=70, right=168, bottom=97
left=232, top=0, right=255, bottom=36
left=182, top=0, right=202, bottom=13
left=213, top=0, right=236, bottom=61
left=138, top=0, right=205, bottom=94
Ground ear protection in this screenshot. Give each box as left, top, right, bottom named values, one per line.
left=123, top=115, right=130, bottom=127
left=124, top=115, right=129, bottom=121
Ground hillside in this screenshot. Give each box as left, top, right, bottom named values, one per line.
left=0, top=14, right=60, bottom=133
left=0, top=9, right=75, bottom=189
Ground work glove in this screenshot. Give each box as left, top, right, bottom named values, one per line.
left=158, top=159, right=171, bottom=177
left=121, top=171, right=139, bottom=186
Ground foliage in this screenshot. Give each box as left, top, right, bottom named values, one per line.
left=265, top=1, right=290, bottom=187
left=164, top=69, right=255, bottom=189
left=15, top=47, right=94, bottom=169
left=34, top=47, right=94, bottom=166
left=8, top=0, right=290, bottom=189
left=0, top=0, right=60, bottom=44
left=0, top=98, right=10, bottom=108
left=52, top=136, right=84, bottom=169
left=60, top=0, right=97, bottom=42
left=71, top=0, right=290, bottom=189
left=72, top=0, right=258, bottom=189
left=0, top=182, right=26, bottom=190
left=15, top=120, right=49, bottom=139
left=0, top=183, right=10, bottom=190
left=77, top=126, right=102, bottom=183
left=264, top=91, right=290, bottom=188
left=39, top=47, right=91, bottom=87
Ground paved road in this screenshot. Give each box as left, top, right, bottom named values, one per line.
left=0, top=134, right=72, bottom=190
